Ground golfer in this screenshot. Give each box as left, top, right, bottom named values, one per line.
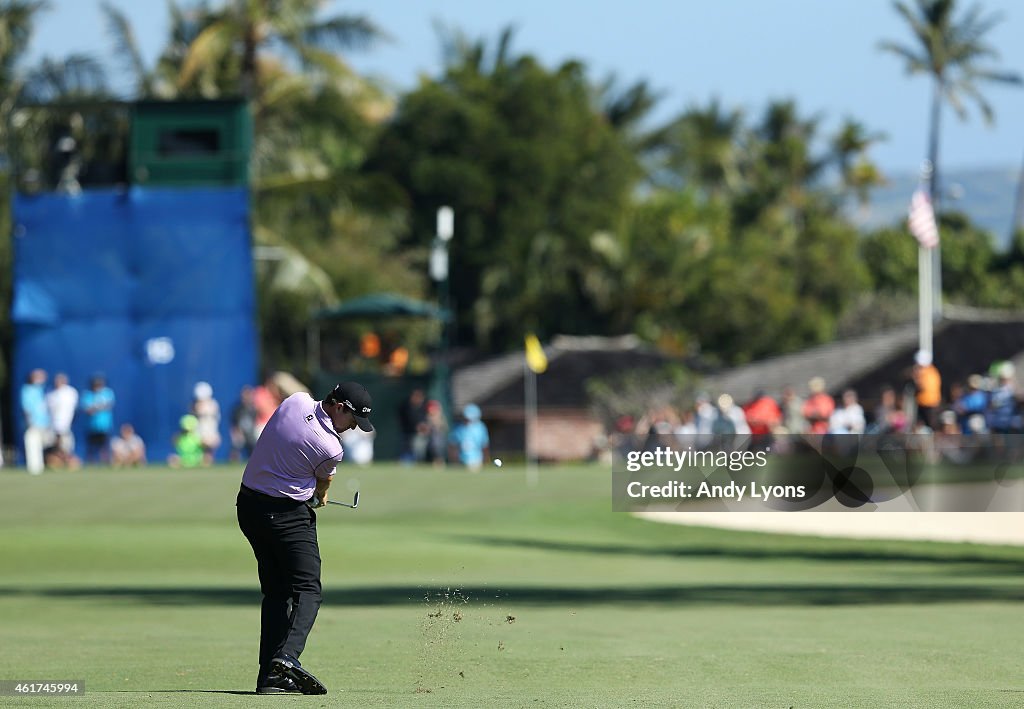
left=236, top=381, right=373, bottom=695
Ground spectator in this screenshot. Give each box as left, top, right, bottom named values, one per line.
left=111, top=423, right=147, bottom=467
left=21, top=369, right=51, bottom=475
left=385, top=345, right=409, bottom=376
left=398, top=388, right=428, bottom=463
left=779, top=385, right=806, bottom=434
left=360, top=331, right=381, bottom=360
left=230, top=386, right=258, bottom=461
left=743, top=390, right=782, bottom=436
left=252, top=375, right=283, bottom=439
left=340, top=426, right=375, bottom=466
left=674, top=409, right=698, bottom=436
left=715, top=394, right=750, bottom=435
left=449, top=404, right=490, bottom=472
left=955, top=374, right=989, bottom=434
left=81, top=374, right=115, bottom=464
left=169, top=414, right=204, bottom=468
left=936, top=410, right=974, bottom=464
left=46, top=372, right=79, bottom=470
left=192, top=381, right=222, bottom=464
left=987, top=362, right=1019, bottom=433
left=424, top=400, right=449, bottom=467
left=610, top=414, right=637, bottom=460
left=638, top=405, right=680, bottom=451
left=802, top=377, right=835, bottom=434
left=694, top=393, right=717, bottom=446
left=870, top=386, right=905, bottom=434
left=829, top=389, right=866, bottom=434
left=913, top=350, right=942, bottom=430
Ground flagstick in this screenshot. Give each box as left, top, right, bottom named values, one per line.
left=524, top=359, right=539, bottom=488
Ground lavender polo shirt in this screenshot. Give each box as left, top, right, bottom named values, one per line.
left=240, top=392, right=343, bottom=501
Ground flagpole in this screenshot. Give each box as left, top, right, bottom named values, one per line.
left=919, top=243, right=933, bottom=355
left=523, top=334, right=547, bottom=488
left=927, top=161, right=942, bottom=321
left=524, top=359, right=538, bottom=488
left=914, top=160, right=935, bottom=355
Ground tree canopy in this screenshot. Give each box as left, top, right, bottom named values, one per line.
left=2, top=0, right=1024, bottom=386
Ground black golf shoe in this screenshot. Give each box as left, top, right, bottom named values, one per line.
left=256, top=668, right=302, bottom=694
left=270, top=654, right=328, bottom=695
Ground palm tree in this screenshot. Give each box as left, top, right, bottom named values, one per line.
left=831, top=118, right=887, bottom=207
left=660, top=98, right=745, bottom=197
left=176, top=0, right=383, bottom=108
left=100, top=1, right=153, bottom=97
left=0, top=0, right=49, bottom=149
left=0, top=0, right=48, bottom=92
left=879, top=0, right=1021, bottom=206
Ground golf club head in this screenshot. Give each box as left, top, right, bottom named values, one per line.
left=326, top=491, right=360, bottom=509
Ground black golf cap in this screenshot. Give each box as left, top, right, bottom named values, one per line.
left=330, top=381, right=374, bottom=432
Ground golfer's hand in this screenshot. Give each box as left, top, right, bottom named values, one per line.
left=314, top=478, right=331, bottom=508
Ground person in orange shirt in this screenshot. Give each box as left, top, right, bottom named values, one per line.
left=252, top=376, right=283, bottom=440
left=913, top=350, right=942, bottom=430
left=802, top=377, right=835, bottom=434
left=743, top=391, right=782, bottom=436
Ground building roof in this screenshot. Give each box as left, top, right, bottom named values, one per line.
left=452, top=335, right=677, bottom=410
left=452, top=307, right=1024, bottom=415
left=702, top=305, right=1024, bottom=403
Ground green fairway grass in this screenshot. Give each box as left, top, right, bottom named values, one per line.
left=1, top=463, right=1022, bottom=707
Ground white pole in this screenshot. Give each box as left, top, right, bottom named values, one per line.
left=524, top=360, right=538, bottom=488
left=919, top=245, right=933, bottom=355
left=917, top=160, right=936, bottom=353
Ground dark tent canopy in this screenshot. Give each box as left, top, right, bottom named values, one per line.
left=313, top=293, right=450, bottom=322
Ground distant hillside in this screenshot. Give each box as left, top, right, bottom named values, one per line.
left=844, top=165, right=1021, bottom=249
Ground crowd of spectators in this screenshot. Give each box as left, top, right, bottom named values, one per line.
left=606, top=351, right=1024, bottom=464
left=398, top=389, right=488, bottom=470
left=14, top=370, right=266, bottom=473
left=18, top=369, right=119, bottom=474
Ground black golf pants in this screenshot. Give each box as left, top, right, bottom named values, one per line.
left=237, top=486, right=322, bottom=671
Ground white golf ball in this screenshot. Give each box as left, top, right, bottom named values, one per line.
left=494, top=458, right=503, bottom=467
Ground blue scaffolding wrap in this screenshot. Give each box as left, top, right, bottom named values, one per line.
left=11, top=186, right=258, bottom=464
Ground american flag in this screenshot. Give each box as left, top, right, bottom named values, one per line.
left=907, top=188, right=939, bottom=249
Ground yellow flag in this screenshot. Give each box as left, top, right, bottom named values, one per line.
left=525, top=334, right=548, bottom=374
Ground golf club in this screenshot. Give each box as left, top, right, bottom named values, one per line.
left=329, top=491, right=360, bottom=509
left=309, top=491, right=360, bottom=509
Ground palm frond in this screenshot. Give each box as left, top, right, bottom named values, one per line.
left=0, top=0, right=50, bottom=72
left=101, top=1, right=153, bottom=97
left=177, top=18, right=233, bottom=90
left=300, top=16, right=383, bottom=52
left=877, top=40, right=929, bottom=73
left=955, top=80, right=994, bottom=123
left=493, top=25, right=516, bottom=72
left=21, top=53, right=110, bottom=102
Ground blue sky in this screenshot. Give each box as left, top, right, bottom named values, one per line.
left=26, top=0, right=1024, bottom=174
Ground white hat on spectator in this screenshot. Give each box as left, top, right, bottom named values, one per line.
left=194, top=381, right=213, bottom=400
left=914, top=350, right=932, bottom=366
